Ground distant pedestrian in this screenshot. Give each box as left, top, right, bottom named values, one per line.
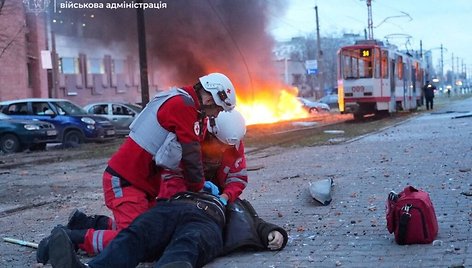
left=423, top=81, right=436, bottom=110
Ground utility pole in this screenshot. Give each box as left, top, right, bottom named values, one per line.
left=451, top=53, right=455, bottom=93
left=440, top=44, right=444, bottom=90
left=366, top=0, right=373, bottom=40
left=136, top=0, right=150, bottom=105
left=50, top=31, right=59, bottom=98
left=315, top=5, right=324, bottom=98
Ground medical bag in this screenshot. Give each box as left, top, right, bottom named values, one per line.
left=386, top=185, right=438, bottom=245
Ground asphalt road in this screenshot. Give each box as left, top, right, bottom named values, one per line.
left=0, top=97, right=471, bottom=267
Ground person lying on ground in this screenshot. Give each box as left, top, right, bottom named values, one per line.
left=46, top=191, right=288, bottom=268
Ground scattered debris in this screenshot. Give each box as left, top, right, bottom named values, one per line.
left=247, top=165, right=264, bottom=171
left=460, top=192, right=472, bottom=197
left=458, top=168, right=471, bottom=172
left=451, top=112, right=472, bottom=119
left=292, top=122, right=318, bottom=127
left=309, top=178, right=334, bottom=205
left=328, top=138, right=346, bottom=144
left=282, top=174, right=300, bottom=180
left=368, top=205, right=377, bottom=212
left=323, top=130, right=345, bottom=134
left=3, top=237, right=38, bottom=249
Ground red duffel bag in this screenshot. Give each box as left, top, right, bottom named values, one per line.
left=386, top=185, right=438, bottom=245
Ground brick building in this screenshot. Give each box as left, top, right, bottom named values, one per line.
left=0, top=0, right=48, bottom=101
left=0, top=1, right=147, bottom=106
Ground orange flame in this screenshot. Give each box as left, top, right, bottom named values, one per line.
left=237, top=87, right=309, bottom=125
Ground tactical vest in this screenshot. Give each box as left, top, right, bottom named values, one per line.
left=129, top=88, right=194, bottom=155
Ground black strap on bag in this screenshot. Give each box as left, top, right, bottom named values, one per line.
left=398, top=204, right=412, bottom=245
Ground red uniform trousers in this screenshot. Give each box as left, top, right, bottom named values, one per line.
left=78, top=171, right=156, bottom=255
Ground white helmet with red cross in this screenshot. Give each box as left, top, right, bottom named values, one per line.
left=199, top=73, right=236, bottom=111
left=207, top=109, right=246, bottom=146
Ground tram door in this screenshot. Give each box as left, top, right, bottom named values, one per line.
left=402, top=61, right=409, bottom=110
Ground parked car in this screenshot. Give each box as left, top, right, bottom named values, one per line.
left=297, top=97, right=330, bottom=113
left=318, top=94, right=358, bottom=113
left=318, top=94, right=339, bottom=109
left=0, top=98, right=116, bottom=147
left=83, top=102, right=142, bottom=135
left=0, top=112, right=57, bottom=153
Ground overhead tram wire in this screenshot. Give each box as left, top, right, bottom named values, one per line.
left=205, top=0, right=255, bottom=103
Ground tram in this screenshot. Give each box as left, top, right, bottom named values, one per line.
left=337, top=40, right=425, bottom=119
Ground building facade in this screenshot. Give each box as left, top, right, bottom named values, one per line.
left=0, top=0, right=48, bottom=101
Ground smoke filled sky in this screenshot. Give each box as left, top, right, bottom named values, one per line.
left=51, top=0, right=288, bottom=99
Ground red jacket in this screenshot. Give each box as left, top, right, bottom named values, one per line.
left=213, top=140, right=247, bottom=202
left=159, top=130, right=248, bottom=202
left=108, top=86, right=205, bottom=198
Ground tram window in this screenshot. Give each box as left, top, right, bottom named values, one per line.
left=359, top=58, right=373, bottom=78
left=340, top=49, right=373, bottom=79
left=341, top=55, right=359, bottom=79
left=397, top=56, right=403, bottom=80
left=381, top=51, right=388, bottom=79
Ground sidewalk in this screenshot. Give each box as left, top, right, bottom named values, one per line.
left=207, top=98, right=472, bottom=267
left=0, top=98, right=470, bottom=267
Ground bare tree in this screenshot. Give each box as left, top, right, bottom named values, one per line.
left=0, top=1, right=27, bottom=60
left=0, top=0, right=5, bottom=13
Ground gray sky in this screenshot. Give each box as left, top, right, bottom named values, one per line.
left=270, top=0, right=472, bottom=73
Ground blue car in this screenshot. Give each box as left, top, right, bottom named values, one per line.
left=0, top=112, right=58, bottom=153
left=0, top=98, right=116, bottom=147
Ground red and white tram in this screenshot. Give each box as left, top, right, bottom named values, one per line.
left=337, top=40, right=425, bottom=119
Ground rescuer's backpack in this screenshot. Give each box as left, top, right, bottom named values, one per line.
left=386, top=185, right=438, bottom=245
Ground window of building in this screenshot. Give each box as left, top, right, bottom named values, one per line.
left=87, top=58, right=105, bottom=74
left=60, top=57, right=79, bottom=74
left=112, top=59, right=125, bottom=74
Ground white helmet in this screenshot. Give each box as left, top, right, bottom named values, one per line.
left=207, top=109, right=246, bottom=146
left=199, top=73, right=236, bottom=111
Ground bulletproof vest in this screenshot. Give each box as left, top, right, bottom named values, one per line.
left=129, top=88, right=194, bottom=155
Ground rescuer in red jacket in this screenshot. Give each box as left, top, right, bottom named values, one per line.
left=36, top=108, right=248, bottom=264
left=159, top=109, right=248, bottom=204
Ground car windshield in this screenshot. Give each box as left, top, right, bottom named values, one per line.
left=0, top=112, right=10, bottom=119
left=53, top=101, right=87, bottom=115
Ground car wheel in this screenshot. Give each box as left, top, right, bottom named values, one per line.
left=30, top=143, right=47, bottom=151
left=0, top=134, right=21, bottom=153
left=63, top=130, right=83, bottom=148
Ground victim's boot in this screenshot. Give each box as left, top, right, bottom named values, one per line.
left=37, top=226, right=86, bottom=265
left=48, top=228, right=88, bottom=268
left=67, top=209, right=112, bottom=230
